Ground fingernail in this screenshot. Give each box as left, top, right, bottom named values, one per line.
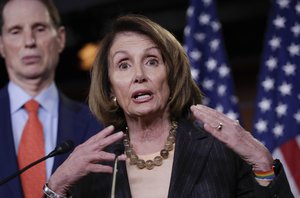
left=196, top=104, right=202, bottom=109
left=116, top=131, right=124, bottom=136
left=107, top=125, right=114, bottom=130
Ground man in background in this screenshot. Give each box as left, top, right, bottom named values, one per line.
left=0, top=0, right=102, bottom=197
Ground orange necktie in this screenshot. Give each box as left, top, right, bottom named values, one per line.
left=18, top=99, right=46, bottom=198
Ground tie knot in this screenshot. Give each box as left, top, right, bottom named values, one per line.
left=24, top=99, right=39, bottom=113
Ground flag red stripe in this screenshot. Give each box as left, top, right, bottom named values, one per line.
left=280, top=139, right=300, bottom=190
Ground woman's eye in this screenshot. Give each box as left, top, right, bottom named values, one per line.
left=147, top=58, right=159, bottom=66
left=118, top=62, right=130, bottom=70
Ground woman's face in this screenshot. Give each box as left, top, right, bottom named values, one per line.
left=108, top=31, right=170, bottom=119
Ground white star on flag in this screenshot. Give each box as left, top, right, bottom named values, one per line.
left=282, top=62, right=296, bottom=75
left=202, top=0, right=212, bottom=6
left=294, top=111, right=300, bottom=123
left=194, top=32, right=206, bottom=42
left=202, top=78, right=214, bottom=90
left=261, top=77, right=275, bottom=91
left=275, top=103, right=288, bottom=117
left=198, top=13, right=210, bottom=25
left=255, top=119, right=268, bottom=133
left=206, top=58, right=217, bottom=71
left=218, top=64, right=230, bottom=78
left=277, top=0, right=290, bottom=8
left=209, top=39, right=220, bottom=51
left=273, top=15, right=286, bottom=28
left=287, top=43, right=300, bottom=56
left=258, top=98, right=272, bottom=112
left=278, top=82, right=292, bottom=96
left=265, top=57, right=277, bottom=70
left=190, top=67, right=200, bottom=81
left=184, top=26, right=191, bottom=37
left=215, top=104, right=224, bottom=113
left=225, top=110, right=238, bottom=120
left=194, top=32, right=205, bottom=42
left=291, top=23, right=300, bottom=37
left=211, top=21, right=220, bottom=32
left=190, top=49, right=202, bottom=61
left=269, top=36, right=281, bottom=50
left=187, top=6, right=194, bottom=17
left=273, top=124, right=284, bottom=137
left=296, top=2, right=300, bottom=13
left=217, top=84, right=226, bottom=96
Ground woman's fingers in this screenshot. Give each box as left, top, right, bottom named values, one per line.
left=191, top=105, right=235, bottom=139
left=191, top=104, right=250, bottom=153
left=48, top=125, right=125, bottom=194
left=85, top=125, right=122, bottom=145
left=191, top=104, right=232, bottom=125
left=78, top=125, right=124, bottom=153
left=191, top=104, right=273, bottom=170
left=69, top=126, right=125, bottom=166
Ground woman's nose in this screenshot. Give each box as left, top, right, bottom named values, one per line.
left=134, top=76, right=146, bottom=83
left=134, top=66, right=147, bottom=83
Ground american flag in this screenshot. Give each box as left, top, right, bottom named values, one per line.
left=252, top=0, right=300, bottom=196
left=183, top=0, right=241, bottom=121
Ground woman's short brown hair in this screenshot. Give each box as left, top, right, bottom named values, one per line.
left=89, top=14, right=202, bottom=129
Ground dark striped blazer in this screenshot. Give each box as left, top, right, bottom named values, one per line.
left=72, top=119, right=293, bottom=198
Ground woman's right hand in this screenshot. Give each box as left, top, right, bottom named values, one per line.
left=47, top=125, right=125, bottom=196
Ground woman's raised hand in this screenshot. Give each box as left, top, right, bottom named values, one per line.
left=190, top=104, right=273, bottom=173
left=47, top=125, right=125, bottom=196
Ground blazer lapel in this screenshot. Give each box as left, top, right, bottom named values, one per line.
left=116, top=161, right=132, bottom=198
left=109, top=142, right=132, bottom=198
left=0, top=87, right=23, bottom=198
left=168, top=119, right=214, bottom=197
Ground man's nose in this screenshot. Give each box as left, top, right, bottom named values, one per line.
left=24, top=31, right=36, bottom=48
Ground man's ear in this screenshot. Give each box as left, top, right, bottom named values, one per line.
left=0, top=36, right=6, bottom=58
left=57, top=26, right=66, bottom=53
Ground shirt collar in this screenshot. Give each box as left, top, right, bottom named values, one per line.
left=8, top=81, right=59, bottom=117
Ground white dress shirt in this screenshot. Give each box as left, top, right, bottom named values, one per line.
left=8, top=81, right=59, bottom=179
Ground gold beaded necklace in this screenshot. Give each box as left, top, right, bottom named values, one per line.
left=123, top=121, right=178, bottom=170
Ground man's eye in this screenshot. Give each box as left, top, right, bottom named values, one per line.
left=10, top=29, right=20, bottom=35
left=36, top=26, right=46, bottom=32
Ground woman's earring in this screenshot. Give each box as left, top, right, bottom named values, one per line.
left=112, top=96, right=118, bottom=107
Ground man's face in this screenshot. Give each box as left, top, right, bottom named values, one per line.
left=0, top=0, right=65, bottom=85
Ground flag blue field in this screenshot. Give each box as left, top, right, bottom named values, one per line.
left=252, top=0, right=300, bottom=196
left=183, top=0, right=241, bottom=121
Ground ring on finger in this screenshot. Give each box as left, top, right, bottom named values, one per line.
left=216, top=122, right=223, bottom=131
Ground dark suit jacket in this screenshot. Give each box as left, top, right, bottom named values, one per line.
left=0, top=86, right=102, bottom=198
left=72, top=119, right=293, bottom=198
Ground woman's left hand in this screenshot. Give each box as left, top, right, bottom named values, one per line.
left=190, top=104, right=273, bottom=172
